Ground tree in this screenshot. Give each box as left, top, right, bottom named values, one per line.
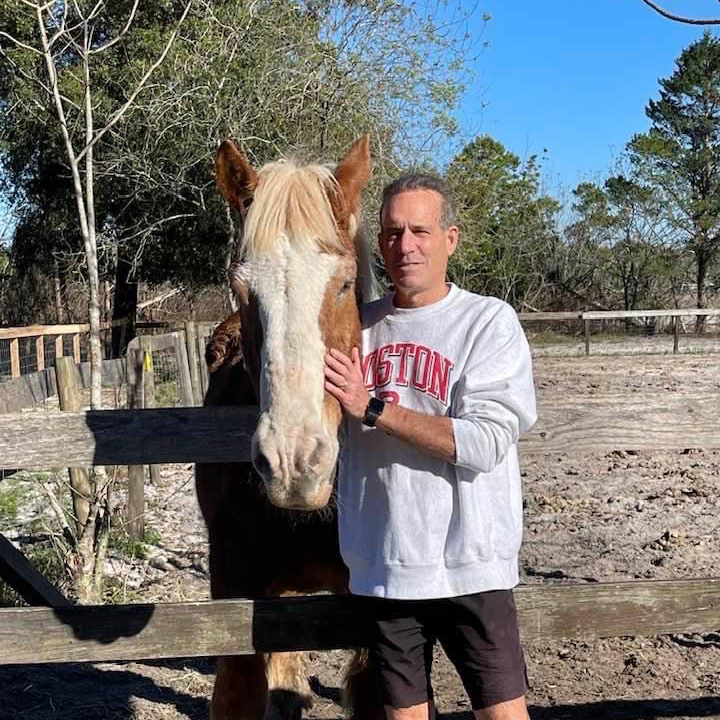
left=629, top=32, right=720, bottom=328
left=0, top=0, right=191, bottom=602
left=566, top=174, right=686, bottom=311
left=445, top=135, right=561, bottom=308
left=639, top=0, right=720, bottom=25
left=2, top=0, right=480, bottom=339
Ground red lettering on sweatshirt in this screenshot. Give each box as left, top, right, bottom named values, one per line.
left=363, top=342, right=454, bottom=404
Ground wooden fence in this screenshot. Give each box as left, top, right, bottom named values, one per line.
left=1, top=312, right=720, bottom=669
left=0, top=319, right=129, bottom=380
left=0, top=388, right=719, bottom=664
left=519, top=307, right=720, bottom=355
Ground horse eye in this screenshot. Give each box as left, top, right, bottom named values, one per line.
left=338, top=278, right=356, bottom=297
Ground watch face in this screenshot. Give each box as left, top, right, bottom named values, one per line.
left=368, top=397, right=385, bottom=414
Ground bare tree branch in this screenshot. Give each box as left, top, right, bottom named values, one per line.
left=640, top=0, right=720, bottom=24
left=75, top=0, right=193, bottom=163
left=0, top=30, right=43, bottom=55
left=89, top=0, right=140, bottom=54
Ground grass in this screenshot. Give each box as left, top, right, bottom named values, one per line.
left=0, top=481, right=26, bottom=530
left=109, top=524, right=162, bottom=561
left=155, top=380, right=179, bottom=407
left=0, top=546, right=65, bottom=607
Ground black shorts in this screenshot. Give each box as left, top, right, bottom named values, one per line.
left=364, top=589, right=528, bottom=711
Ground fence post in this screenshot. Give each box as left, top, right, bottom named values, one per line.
left=54, top=334, right=63, bottom=360
left=173, top=332, right=195, bottom=407
left=184, top=321, right=202, bottom=406
left=126, top=343, right=145, bottom=541
left=674, top=316, right=680, bottom=355
left=55, top=357, right=92, bottom=538
left=198, top=328, right=209, bottom=398
left=72, top=333, right=81, bottom=363
left=36, top=336, right=45, bottom=372
left=584, top=319, right=591, bottom=357
left=9, top=338, right=20, bottom=378
left=140, top=336, right=162, bottom=487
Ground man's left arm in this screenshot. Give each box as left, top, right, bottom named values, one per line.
left=324, top=307, right=537, bottom=470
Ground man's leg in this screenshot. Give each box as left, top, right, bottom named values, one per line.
left=474, top=696, right=529, bottom=720
left=365, top=598, right=436, bottom=720
left=433, top=590, right=529, bottom=720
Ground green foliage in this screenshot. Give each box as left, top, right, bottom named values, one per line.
left=445, top=135, right=560, bottom=307
left=0, top=546, right=65, bottom=608
left=0, top=0, right=477, bottom=305
left=628, top=31, right=720, bottom=308
left=0, top=482, right=25, bottom=530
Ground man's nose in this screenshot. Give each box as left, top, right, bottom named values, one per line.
left=397, top=228, right=416, bottom=254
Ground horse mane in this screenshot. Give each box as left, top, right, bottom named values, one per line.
left=242, top=161, right=345, bottom=259
left=240, top=157, right=381, bottom=302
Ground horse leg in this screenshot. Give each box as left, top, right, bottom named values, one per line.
left=343, top=648, right=385, bottom=720
left=266, top=651, right=314, bottom=720
left=210, top=654, right=267, bottom=720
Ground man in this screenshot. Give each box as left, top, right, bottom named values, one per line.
left=324, top=175, right=537, bottom=720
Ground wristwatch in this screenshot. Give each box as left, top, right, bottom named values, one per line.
left=362, top=397, right=385, bottom=427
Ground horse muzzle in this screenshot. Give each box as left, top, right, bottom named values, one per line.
left=251, top=420, right=338, bottom=510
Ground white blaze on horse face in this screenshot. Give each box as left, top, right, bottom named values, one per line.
left=249, top=240, right=340, bottom=510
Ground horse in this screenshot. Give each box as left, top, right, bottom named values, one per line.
left=195, top=136, right=381, bottom=720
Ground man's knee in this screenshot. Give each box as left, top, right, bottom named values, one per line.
left=473, top=695, right=530, bottom=720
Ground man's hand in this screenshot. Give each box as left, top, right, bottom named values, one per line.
left=324, top=347, right=370, bottom=420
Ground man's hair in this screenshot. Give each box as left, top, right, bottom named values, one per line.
left=379, top=174, right=457, bottom=229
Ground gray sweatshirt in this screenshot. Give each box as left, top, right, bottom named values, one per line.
left=338, top=284, right=537, bottom=599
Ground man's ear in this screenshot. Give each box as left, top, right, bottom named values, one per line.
left=446, top=226, right=459, bottom=256
left=216, top=140, right=258, bottom=213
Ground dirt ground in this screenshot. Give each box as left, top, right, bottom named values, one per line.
left=2, top=345, right=720, bottom=719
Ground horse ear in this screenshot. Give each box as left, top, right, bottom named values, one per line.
left=216, top=140, right=258, bottom=213
left=333, top=135, right=371, bottom=219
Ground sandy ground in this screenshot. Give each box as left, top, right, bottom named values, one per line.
left=2, top=348, right=720, bottom=719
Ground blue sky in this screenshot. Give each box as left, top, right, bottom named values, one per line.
left=456, top=0, right=716, bottom=193
left=1, top=0, right=717, bottom=239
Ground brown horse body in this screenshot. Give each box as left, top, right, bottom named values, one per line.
left=196, top=138, right=380, bottom=720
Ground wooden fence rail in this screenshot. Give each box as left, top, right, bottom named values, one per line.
left=0, top=393, right=717, bottom=470
left=519, top=307, right=720, bottom=356
left=0, top=319, right=130, bottom=379
left=1, top=578, right=719, bottom=665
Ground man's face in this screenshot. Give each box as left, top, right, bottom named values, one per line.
left=379, top=189, right=458, bottom=303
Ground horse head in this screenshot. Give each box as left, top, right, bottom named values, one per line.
left=215, top=136, right=372, bottom=511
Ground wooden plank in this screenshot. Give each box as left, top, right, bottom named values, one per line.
left=1, top=578, right=720, bottom=665
left=55, top=357, right=92, bottom=536
left=1, top=392, right=719, bottom=469
left=54, top=334, right=63, bottom=358
left=198, top=329, right=210, bottom=398
left=9, top=338, right=20, bottom=378
left=0, top=319, right=129, bottom=342
left=523, top=393, right=720, bottom=454
left=184, top=321, right=202, bottom=406
left=518, top=312, right=583, bottom=321
left=0, top=534, right=70, bottom=608
left=0, top=368, right=56, bottom=414
left=584, top=319, right=590, bottom=356
left=36, top=336, right=45, bottom=372
left=0, top=406, right=257, bottom=469
left=173, top=332, right=195, bottom=407
left=140, top=337, right=162, bottom=489
left=583, top=308, right=720, bottom=320
left=72, top=333, right=81, bottom=363
left=126, top=346, right=146, bottom=541
left=0, top=359, right=127, bottom=414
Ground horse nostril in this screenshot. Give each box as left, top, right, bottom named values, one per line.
left=253, top=452, right=272, bottom=477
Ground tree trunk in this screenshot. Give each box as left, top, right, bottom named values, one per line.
left=112, top=256, right=138, bottom=357
left=696, top=250, right=708, bottom=333
left=53, top=259, right=65, bottom=324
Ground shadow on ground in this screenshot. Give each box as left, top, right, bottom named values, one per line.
left=0, top=660, right=212, bottom=720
